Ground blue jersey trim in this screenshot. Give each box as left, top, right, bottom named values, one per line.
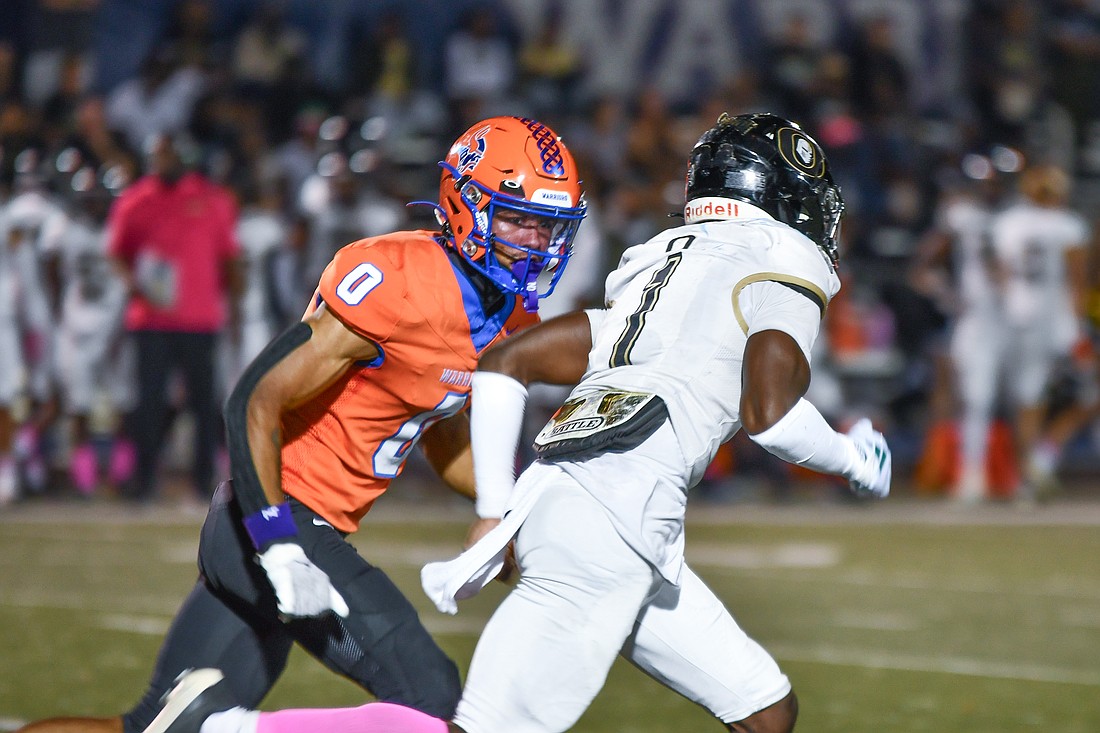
left=355, top=342, right=385, bottom=369
left=451, top=260, right=511, bottom=352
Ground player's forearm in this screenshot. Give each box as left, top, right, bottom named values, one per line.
left=225, top=382, right=289, bottom=514
left=225, top=330, right=309, bottom=509
left=246, top=412, right=287, bottom=507
left=436, top=446, right=477, bottom=501
left=480, top=311, right=593, bottom=385
left=746, top=398, right=860, bottom=479
left=421, top=416, right=478, bottom=501
left=226, top=384, right=297, bottom=551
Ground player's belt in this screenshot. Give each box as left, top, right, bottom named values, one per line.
left=533, top=388, right=668, bottom=461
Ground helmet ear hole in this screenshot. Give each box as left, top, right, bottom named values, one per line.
left=461, top=183, right=483, bottom=205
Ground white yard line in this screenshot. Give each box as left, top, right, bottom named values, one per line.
left=2, top=592, right=181, bottom=616
left=769, top=644, right=1100, bottom=687
left=697, top=563, right=1100, bottom=602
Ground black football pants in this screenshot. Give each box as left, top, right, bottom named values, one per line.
left=121, top=482, right=461, bottom=733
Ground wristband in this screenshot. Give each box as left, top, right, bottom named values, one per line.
left=243, top=502, right=298, bottom=550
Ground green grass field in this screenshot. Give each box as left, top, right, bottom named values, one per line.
left=2, top=492, right=1099, bottom=732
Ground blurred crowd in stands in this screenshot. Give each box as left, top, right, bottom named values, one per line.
left=2, top=0, right=1100, bottom=508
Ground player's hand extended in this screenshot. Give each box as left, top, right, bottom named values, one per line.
left=464, top=517, right=517, bottom=583
left=846, top=418, right=891, bottom=499
left=258, top=543, right=349, bottom=618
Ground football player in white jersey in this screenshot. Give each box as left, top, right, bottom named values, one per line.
left=0, top=158, right=68, bottom=501
left=987, top=163, right=1091, bottom=500
left=911, top=154, right=1008, bottom=502
left=144, top=114, right=890, bottom=733
left=218, top=180, right=292, bottom=398
left=54, top=168, right=131, bottom=495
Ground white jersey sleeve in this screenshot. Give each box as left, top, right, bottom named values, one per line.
left=738, top=280, right=822, bottom=361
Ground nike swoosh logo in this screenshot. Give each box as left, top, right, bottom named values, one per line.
left=312, top=518, right=333, bottom=529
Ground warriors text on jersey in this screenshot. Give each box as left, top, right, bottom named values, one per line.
left=282, top=230, right=538, bottom=532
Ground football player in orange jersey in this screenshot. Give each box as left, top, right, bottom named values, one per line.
left=16, top=116, right=586, bottom=733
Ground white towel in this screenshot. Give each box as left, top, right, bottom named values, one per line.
left=420, top=476, right=548, bottom=614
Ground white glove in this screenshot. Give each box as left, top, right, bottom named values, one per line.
left=845, top=418, right=892, bottom=498
left=258, top=543, right=349, bottom=618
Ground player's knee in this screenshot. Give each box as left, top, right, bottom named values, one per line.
left=727, top=691, right=798, bottom=733
left=418, top=654, right=463, bottom=720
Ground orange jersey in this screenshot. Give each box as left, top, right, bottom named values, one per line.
left=280, top=230, right=538, bottom=532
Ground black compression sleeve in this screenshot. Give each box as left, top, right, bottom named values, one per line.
left=224, top=321, right=313, bottom=516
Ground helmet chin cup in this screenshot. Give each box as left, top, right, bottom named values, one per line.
left=480, top=240, right=552, bottom=313
left=514, top=256, right=547, bottom=313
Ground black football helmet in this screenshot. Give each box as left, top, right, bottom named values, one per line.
left=685, top=112, right=844, bottom=268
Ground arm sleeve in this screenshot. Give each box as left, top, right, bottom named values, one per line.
left=737, top=280, right=823, bottom=361
left=748, top=397, right=862, bottom=479
left=470, top=371, right=528, bottom=518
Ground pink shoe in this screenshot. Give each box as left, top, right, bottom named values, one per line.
left=109, top=439, right=137, bottom=485
left=70, top=443, right=99, bottom=496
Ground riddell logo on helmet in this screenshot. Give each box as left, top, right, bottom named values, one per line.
left=684, top=198, right=742, bottom=221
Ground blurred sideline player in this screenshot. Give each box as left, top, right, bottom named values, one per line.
left=15, top=116, right=586, bottom=733
left=988, top=162, right=1091, bottom=501
left=218, top=178, right=293, bottom=398
left=53, top=164, right=133, bottom=495
left=0, top=151, right=67, bottom=502
left=142, top=114, right=889, bottom=733
left=909, top=150, right=1013, bottom=501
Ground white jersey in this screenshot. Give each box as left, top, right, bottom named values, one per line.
left=236, top=209, right=286, bottom=331
left=57, top=216, right=126, bottom=337
left=989, top=200, right=1088, bottom=341
left=0, top=190, right=67, bottom=332
left=54, top=216, right=130, bottom=414
left=3, top=189, right=68, bottom=257
left=938, top=195, right=998, bottom=319
left=222, top=209, right=289, bottom=393
left=567, top=215, right=840, bottom=490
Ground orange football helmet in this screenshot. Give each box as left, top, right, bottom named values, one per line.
left=432, top=116, right=586, bottom=312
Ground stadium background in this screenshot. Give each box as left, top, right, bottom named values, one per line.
left=1, top=1, right=1099, bottom=731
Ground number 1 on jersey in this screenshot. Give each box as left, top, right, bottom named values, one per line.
left=610, top=236, right=693, bottom=367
